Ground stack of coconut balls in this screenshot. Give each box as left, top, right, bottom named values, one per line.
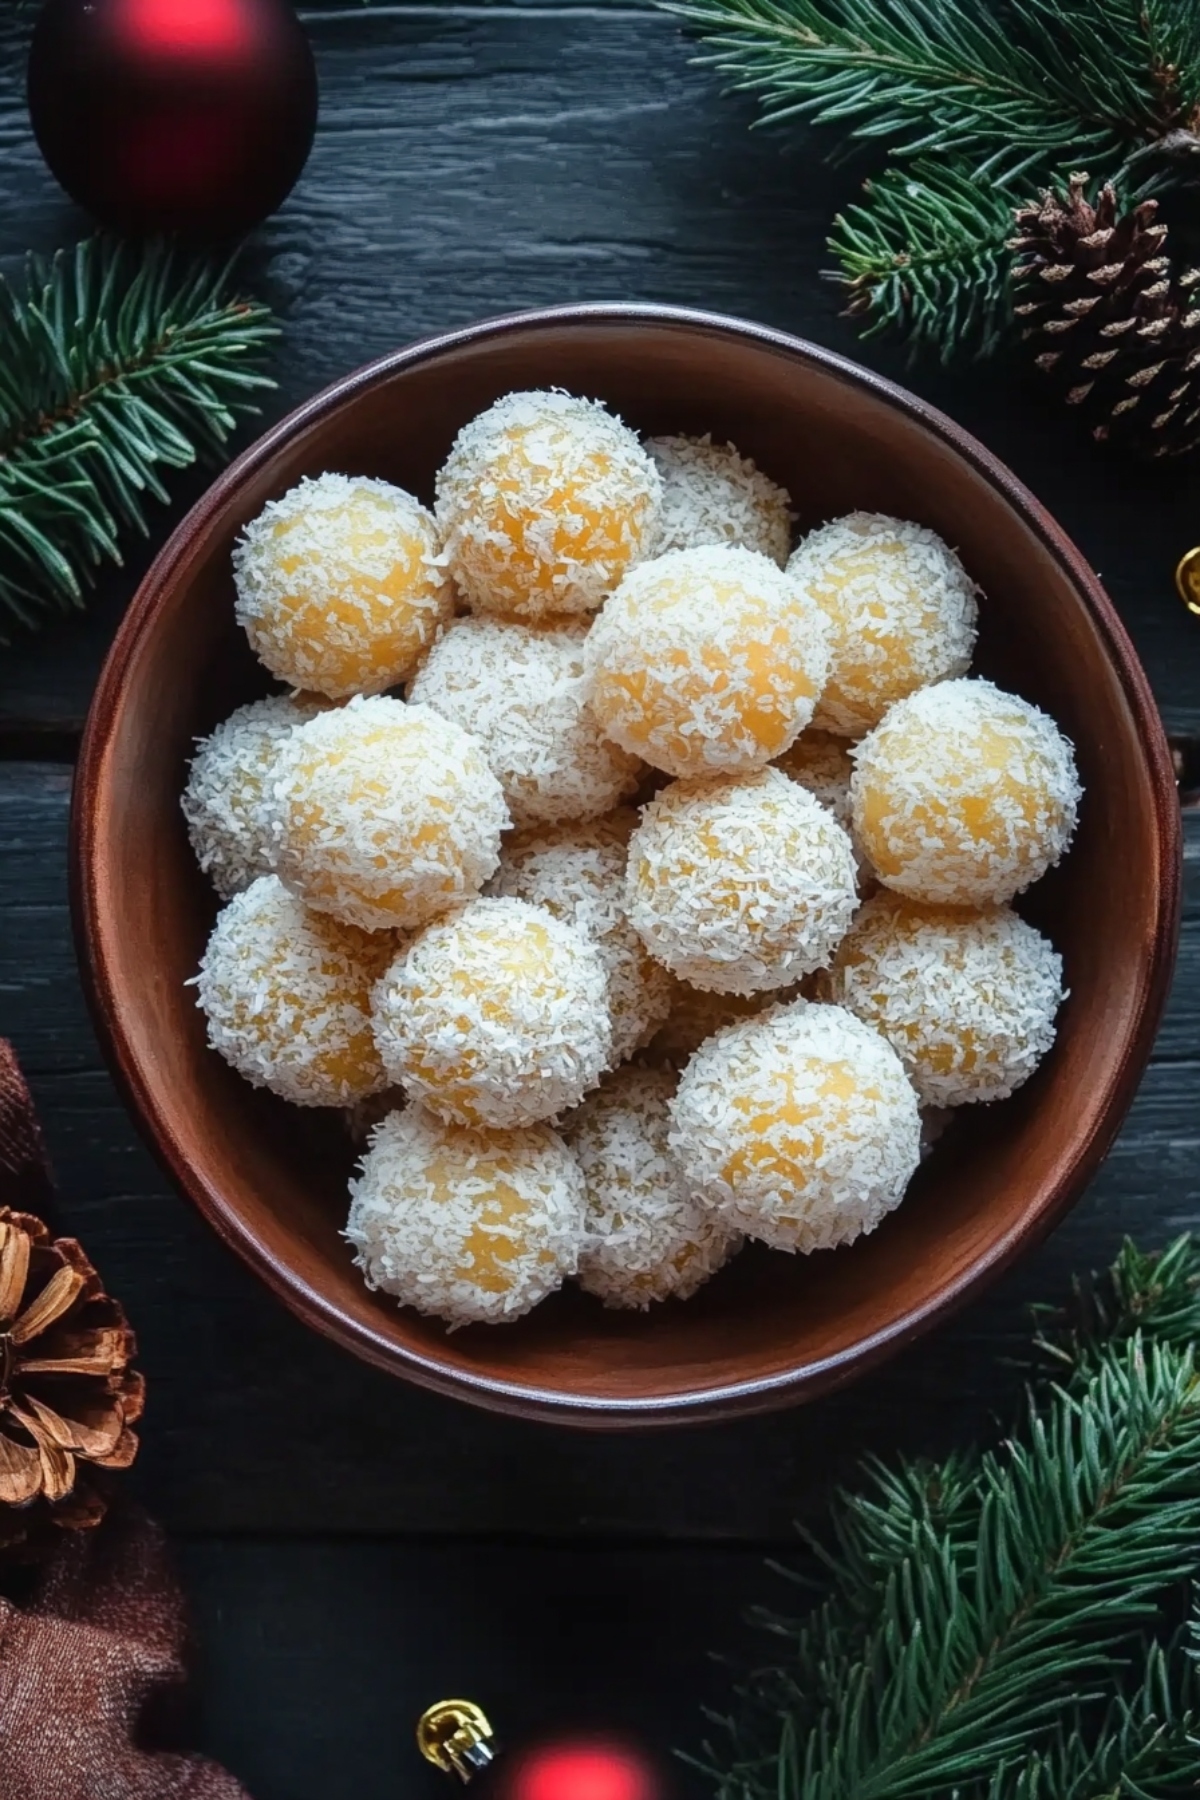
left=183, top=390, right=1082, bottom=1330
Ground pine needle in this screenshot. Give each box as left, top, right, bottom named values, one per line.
left=0, top=235, right=277, bottom=638
left=699, top=1237, right=1200, bottom=1800
left=662, top=0, right=1200, bottom=187
left=1035, top=1235, right=1200, bottom=1371
left=984, top=1639, right=1200, bottom=1800
left=827, top=159, right=1018, bottom=361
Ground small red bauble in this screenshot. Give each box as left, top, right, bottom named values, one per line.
left=27, top=0, right=318, bottom=239
left=418, top=1703, right=672, bottom=1800
left=490, top=1739, right=666, bottom=1800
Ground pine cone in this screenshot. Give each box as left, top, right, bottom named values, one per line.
left=1010, top=173, right=1200, bottom=458
left=0, top=1208, right=142, bottom=1559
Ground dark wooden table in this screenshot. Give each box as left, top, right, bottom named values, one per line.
left=1, top=6, right=1198, bottom=1796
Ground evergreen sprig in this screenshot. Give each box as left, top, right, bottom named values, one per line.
left=697, top=1238, right=1200, bottom=1800
left=666, top=0, right=1200, bottom=360
left=828, top=161, right=1017, bottom=362
left=0, top=235, right=277, bottom=637
left=668, top=0, right=1200, bottom=183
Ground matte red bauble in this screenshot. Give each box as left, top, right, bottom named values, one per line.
left=27, top=0, right=318, bottom=238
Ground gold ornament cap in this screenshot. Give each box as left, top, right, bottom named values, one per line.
left=1175, top=547, right=1200, bottom=617
left=418, top=1700, right=497, bottom=1783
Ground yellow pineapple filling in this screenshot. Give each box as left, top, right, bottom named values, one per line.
left=465, top=429, right=647, bottom=614
left=857, top=712, right=1070, bottom=892
left=585, top=549, right=829, bottom=781
left=437, top=393, right=660, bottom=619
left=235, top=476, right=452, bottom=699
left=807, top=538, right=934, bottom=727
left=401, top=919, right=558, bottom=1116
left=722, top=1060, right=877, bottom=1190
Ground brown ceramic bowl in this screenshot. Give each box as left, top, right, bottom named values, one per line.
left=72, top=304, right=1181, bottom=1427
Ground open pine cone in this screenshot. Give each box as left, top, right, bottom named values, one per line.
left=0, top=1208, right=142, bottom=1557
left=1011, top=173, right=1200, bottom=458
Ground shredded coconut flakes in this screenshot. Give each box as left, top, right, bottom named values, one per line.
left=849, top=677, right=1082, bottom=906
left=372, top=895, right=612, bottom=1128
left=266, top=695, right=510, bottom=932
left=788, top=511, right=979, bottom=736
left=435, top=389, right=661, bottom=620
left=626, top=768, right=858, bottom=995
left=817, top=892, right=1066, bottom=1107
left=584, top=544, right=831, bottom=779
left=192, top=875, right=395, bottom=1107
left=489, top=812, right=673, bottom=1063
left=774, top=729, right=874, bottom=888
left=181, top=693, right=327, bottom=900
left=408, top=615, right=642, bottom=829
left=345, top=1104, right=587, bottom=1327
left=565, top=1064, right=740, bottom=1308
left=669, top=1000, right=921, bottom=1253
left=644, top=434, right=793, bottom=565
left=233, top=472, right=452, bottom=698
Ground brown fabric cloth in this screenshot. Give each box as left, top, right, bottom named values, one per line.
left=0, top=1041, right=251, bottom=1800
left=0, top=1038, right=55, bottom=1218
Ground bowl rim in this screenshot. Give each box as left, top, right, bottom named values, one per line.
left=70, top=301, right=1183, bottom=1428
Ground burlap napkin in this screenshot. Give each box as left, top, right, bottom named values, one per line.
left=0, top=1041, right=250, bottom=1800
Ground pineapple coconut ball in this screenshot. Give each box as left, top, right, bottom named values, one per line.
left=181, top=393, right=1082, bottom=1330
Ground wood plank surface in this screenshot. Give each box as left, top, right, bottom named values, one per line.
left=0, top=3, right=1198, bottom=738
left=0, top=3, right=1198, bottom=1784
left=3, top=764, right=1197, bottom=1538
left=183, top=1539, right=762, bottom=1800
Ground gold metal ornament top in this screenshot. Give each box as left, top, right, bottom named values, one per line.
left=1174, top=547, right=1200, bottom=617
left=417, top=1700, right=497, bottom=1783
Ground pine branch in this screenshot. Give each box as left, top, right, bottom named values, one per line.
left=747, top=1342, right=1200, bottom=1800
left=699, top=1239, right=1200, bottom=1800
left=1035, top=1235, right=1200, bottom=1371
left=664, top=0, right=1200, bottom=186
left=0, top=235, right=277, bottom=638
left=827, top=159, right=1018, bottom=361
left=984, top=1639, right=1200, bottom=1800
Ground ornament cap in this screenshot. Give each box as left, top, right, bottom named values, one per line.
left=418, top=1701, right=497, bottom=1783
left=1175, top=546, right=1200, bottom=616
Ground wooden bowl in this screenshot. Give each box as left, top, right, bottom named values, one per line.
left=72, top=304, right=1181, bottom=1427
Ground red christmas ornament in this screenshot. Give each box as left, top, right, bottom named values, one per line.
left=418, top=1703, right=671, bottom=1800
left=27, top=0, right=318, bottom=239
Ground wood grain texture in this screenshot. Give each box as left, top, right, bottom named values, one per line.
left=182, top=1539, right=762, bottom=1800
left=3, top=766, right=1197, bottom=1532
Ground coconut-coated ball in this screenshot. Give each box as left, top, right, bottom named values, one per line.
left=775, top=730, right=854, bottom=826
left=669, top=1001, right=921, bottom=1253
left=233, top=474, right=453, bottom=699
left=647, top=979, right=792, bottom=1067
left=407, top=616, right=642, bottom=829
left=193, top=876, right=395, bottom=1106
left=490, top=812, right=673, bottom=1064
left=816, top=891, right=1065, bottom=1107
left=850, top=678, right=1082, bottom=905
left=267, top=696, right=509, bottom=932
left=435, top=390, right=660, bottom=621
left=787, top=513, right=978, bottom=736
left=645, top=434, right=793, bottom=566
left=181, top=693, right=327, bottom=900
left=372, top=896, right=612, bottom=1128
left=346, top=1105, right=587, bottom=1327
left=565, top=1065, right=740, bottom=1309
left=584, top=545, right=830, bottom=779
left=626, top=768, right=858, bottom=995
left=774, top=728, right=874, bottom=889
